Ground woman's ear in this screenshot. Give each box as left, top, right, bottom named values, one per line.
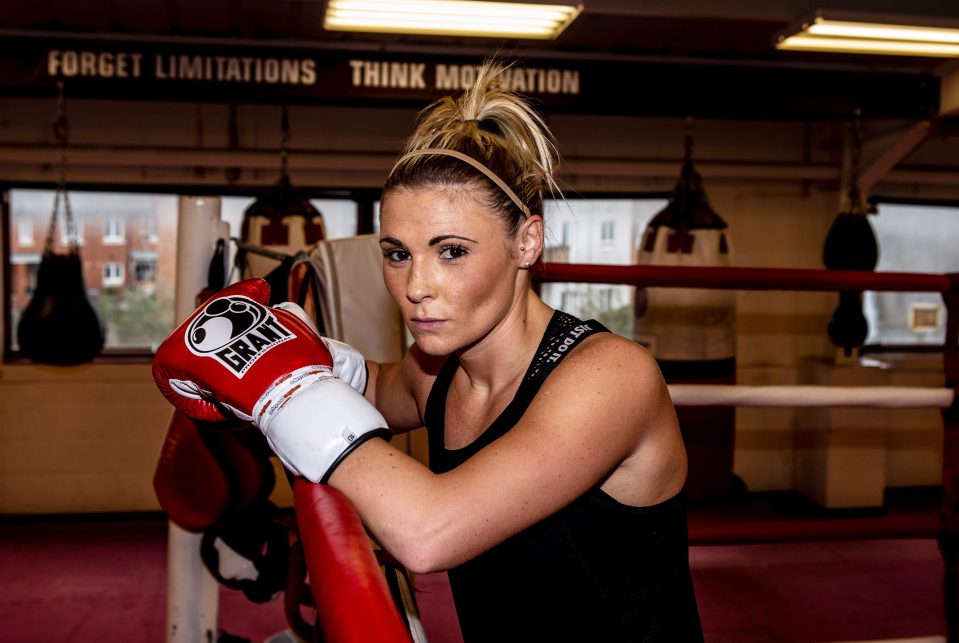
left=518, top=215, right=544, bottom=268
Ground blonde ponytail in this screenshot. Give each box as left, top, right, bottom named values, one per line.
left=385, top=61, right=561, bottom=232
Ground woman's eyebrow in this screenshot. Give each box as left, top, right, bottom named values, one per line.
left=429, top=234, right=478, bottom=246
left=379, top=236, right=402, bottom=246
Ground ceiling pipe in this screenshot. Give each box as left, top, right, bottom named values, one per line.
left=1, top=143, right=954, bottom=185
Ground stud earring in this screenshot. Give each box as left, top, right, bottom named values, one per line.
left=525, top=261, right=531, bottom=268
left=520, top=246, right=525, bottom=251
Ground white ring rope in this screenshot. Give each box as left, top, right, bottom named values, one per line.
left=667, top=385, right=955, bottom=408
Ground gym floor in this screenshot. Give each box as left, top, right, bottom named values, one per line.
left=0, top=490, right=946, bottom=643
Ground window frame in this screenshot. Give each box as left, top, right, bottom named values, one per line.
left=599, top=219, right=615, bottom=246
left=5, top=185, right=665, bottom=361
left=102, top=261, right=124, bottom=287
left=2, top=182, right=383, bottom=363
left=16, top=216, right=34, bottom=246
left=860, top=196, right=959, bottom=355
left=102, top=217, right=125, bottom=244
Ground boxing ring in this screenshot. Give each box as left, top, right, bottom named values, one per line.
left=533, top=261, right=959, bottom=642
left=172, top=259, right=958, bottom=642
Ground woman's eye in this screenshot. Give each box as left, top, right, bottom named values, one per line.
left=383, top=248, right=410, bottom=262
left=440, top=245, right=469, bottom=261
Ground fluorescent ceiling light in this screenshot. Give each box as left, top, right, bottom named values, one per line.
left=324, top=0, right=583, bottom=40
left=775, top=10, right=959, bottom=57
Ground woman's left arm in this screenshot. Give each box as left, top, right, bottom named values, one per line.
left=329, top=334, right=675, bottom=573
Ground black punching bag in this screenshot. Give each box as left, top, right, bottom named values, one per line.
left=823, top=110, right=878, bottom=356
left=17, top=249, right=105, bottom=365
left=17, top=83, right=105, bottom=365
left=823, top=204, right=878, bottom=355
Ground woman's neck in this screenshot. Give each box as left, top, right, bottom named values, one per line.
left=455, top=292, right=553, bottom=395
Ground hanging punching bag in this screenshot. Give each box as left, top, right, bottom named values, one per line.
left=17, top=86, right=105, bottom=365
left=823, top=111, right=879, bottom=357
left=634, top=123, right=739, bottom=502
left=823, top=203, right=877, bottom=355
left=17, top=249, right=105, bottom=365
left=240, top=107, right=325, bottom=281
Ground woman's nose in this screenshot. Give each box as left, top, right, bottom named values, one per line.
left=406, top=259, right=434, bottom=303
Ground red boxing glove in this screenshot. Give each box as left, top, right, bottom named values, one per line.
left=153, top=279, right=390, bottom=483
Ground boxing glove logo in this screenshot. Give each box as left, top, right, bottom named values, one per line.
left=186, top=295, right=294, bottom=377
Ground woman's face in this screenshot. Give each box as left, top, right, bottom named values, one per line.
left=379, top=186, right=523, bottom=356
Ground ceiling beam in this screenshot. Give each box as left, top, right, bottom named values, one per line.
left=940, top=61, right=959, bottom=117
left=859, top=121, right=933, bottom=193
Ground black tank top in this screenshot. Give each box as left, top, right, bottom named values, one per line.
left=425, top=311, right=704, bottom=642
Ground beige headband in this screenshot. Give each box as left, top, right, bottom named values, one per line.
left=390, top=148, right=531, bottom=219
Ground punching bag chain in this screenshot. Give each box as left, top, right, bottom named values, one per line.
left=280, top=104, right=290, bottom=180
left=676, top=115, right=694, bottom=226
left=45, top=81, right=78, bottom=254
left=844, top=108, right=866, bottom=216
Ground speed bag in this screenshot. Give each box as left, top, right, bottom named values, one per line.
left=17, top=251, right=105, bottom=365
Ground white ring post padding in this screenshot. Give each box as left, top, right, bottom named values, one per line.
left=168, top=198, right=227, bottom=643
left=667, top=384, right=955, bottom=408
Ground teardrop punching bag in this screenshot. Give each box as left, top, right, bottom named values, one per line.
left=823, top=111, right=879, bottom=357
left=17, top=84, right=105, bottom=365
left=634, top=123, right=738, bottom=502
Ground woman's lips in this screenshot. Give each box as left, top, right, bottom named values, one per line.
left=410, top=318, right=445, bottom=332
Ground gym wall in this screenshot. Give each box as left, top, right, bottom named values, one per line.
left=0, top=97, right=954, bottom=513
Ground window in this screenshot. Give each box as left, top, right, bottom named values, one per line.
left=144, top=216, right=159, bottom=243
left=7, top=189, right=179, bottom=353
left=103, top=262, right=124, bottom=287
left=103, top=217, right=125, bottom=244
left=133, top=258, right=158, bottom=284
left=863, top=202, right=959, bottom=347
left=600, top=220, right=615, bottom=246
left=17, top=217, right=34, bottom=246
left=541, top=198, right=667, bottom=337
left=4, top=187, right=394, bottom=357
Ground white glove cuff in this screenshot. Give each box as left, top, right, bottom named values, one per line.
left=256, top=368, right=391, bottom=484
left=252, top=365, right=336, bottom=433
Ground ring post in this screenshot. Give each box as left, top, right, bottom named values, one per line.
left=167, top=196, right=227, bottom=642
left=940, top=274, right=959, bottom=643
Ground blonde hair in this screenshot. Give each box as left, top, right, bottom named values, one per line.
left=384, top=61, right=561, bottom=233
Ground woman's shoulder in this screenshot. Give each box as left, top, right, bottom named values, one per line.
left=564, top=330, right=661, bottom=378
left=536, top=329, right=669, bottom=414
left=517, top=328, right=674, bottom=477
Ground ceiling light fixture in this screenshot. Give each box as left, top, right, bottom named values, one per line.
left=775, top=10, right=959, bottom=58
left=323, top=0, right=583, bottom=40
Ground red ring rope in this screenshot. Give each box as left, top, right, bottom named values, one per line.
left=293, top=479, right=411, bottom=643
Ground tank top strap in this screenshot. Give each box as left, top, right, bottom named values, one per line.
left=425, top=352, right=461, bottom=464
left=521, top=312, right=608, bottom=396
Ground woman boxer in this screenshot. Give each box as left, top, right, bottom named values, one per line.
left=155, top=61, right=702, bottom=641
